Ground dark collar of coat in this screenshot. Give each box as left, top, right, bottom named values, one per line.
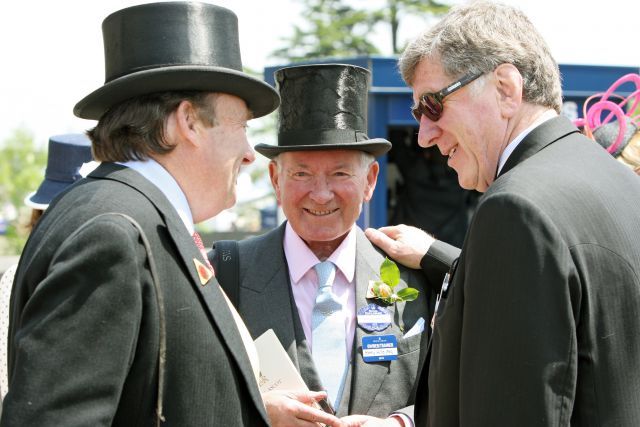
left=498, top=116, right=580, bottom=178
left=88, top=162, right=178, bottom=224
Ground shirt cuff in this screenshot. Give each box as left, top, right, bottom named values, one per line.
left=389, top=413, right=413, bottom=427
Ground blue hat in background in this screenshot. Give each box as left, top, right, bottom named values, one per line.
left=25, top=134, right=94, bottom=210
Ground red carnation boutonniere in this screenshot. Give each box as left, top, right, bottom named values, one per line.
left=367, top=257, right=419, bottom=305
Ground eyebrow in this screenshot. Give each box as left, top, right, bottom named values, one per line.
left=287, top=162, right=311, bottom=169
left=288, top=161, right=355, bottom=169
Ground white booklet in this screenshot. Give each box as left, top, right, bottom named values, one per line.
left=254, top=329, right=335, bottom=417
left=254, top=329, right=309, bottom=393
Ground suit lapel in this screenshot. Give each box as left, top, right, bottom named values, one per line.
left=92, top=163, right=269, bottom=424
left=240, top=224, right=323, bottom=391
left=241, top=225, right=297, bottom=362
left=163, top=206, right=269, bottom=425
left=348, top=228, right=406, bottom=415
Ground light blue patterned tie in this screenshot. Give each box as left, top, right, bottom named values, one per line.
left=311, top=261, right=348, bottom=411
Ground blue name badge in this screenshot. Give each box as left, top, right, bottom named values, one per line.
left=357, top=303, right=392, bottom=332
left=362, top=334, right=398, bottom=363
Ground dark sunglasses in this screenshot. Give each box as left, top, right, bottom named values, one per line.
left=411, top=72, right=484, bottom=122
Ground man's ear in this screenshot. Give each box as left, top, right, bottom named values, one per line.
left=363, top=161, right=379, bottom=202
left=174, top=100, right=201, bottom=147
left=268, top=160, right=282, bottom=205
left=494, top=63, right=523, bottom=118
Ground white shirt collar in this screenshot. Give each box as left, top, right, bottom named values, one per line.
left=284, top=221, right=357, bottom=284
left=497, top=110, right=558, bottom=175
left=118, top=159, right=194, bottom=234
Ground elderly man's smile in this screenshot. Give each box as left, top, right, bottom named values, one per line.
left=305, top=207, right=339, bottom=216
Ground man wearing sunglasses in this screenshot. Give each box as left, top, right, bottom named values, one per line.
left=366, top=1, right=640, bottom=426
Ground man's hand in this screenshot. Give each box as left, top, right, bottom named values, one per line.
left=341, top=414, right=404, bottom=427
left=365, top=224, right=434, bottom=269
left=263, top=390, right=343, bottom=427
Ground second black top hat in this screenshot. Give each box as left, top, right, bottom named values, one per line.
left=255, top=64, right=391, bottom=159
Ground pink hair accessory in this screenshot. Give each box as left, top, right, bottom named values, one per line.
left=574, top=73, right=640, bottom=154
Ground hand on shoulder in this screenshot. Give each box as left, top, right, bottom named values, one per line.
left=365, top=224, right=435, bottom=269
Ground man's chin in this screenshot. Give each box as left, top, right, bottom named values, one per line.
left=457, top=176, right=472, bottom=190
left=298, top=228, right=351, bottom=244
left=224, top=195, right=236, bottom=211
left=200, top=194, right=235, bottom=222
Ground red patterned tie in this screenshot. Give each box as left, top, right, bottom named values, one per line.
left=192, top=231, right=214, bottom=272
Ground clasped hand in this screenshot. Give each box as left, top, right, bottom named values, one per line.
left=263, top=390, right=403, bottom=427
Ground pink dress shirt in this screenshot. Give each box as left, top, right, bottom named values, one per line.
left=283, top=222, right=357, bottom=360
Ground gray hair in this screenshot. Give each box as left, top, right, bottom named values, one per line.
left=399, top=1, right=562, bottom=113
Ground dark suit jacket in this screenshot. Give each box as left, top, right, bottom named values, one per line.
left=415, top=117, right=640, bottom=426
left=234, top=224, right=434, bottom=420
left=2, top=163, right=268, bottom=426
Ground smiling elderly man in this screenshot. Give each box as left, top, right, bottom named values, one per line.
left=212, top=64, right=434, bottom=427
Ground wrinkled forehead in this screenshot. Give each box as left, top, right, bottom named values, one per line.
left=411, top=59, right=451, bottom=100
left=277, top=149, right=368, bottom=167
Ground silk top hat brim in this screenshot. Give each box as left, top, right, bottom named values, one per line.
left=254, top=135, right=391, bottom=159
left=74, top=66, right=279, bottom=121
left=255, top=63, right=391, bottom=159
left=73, top=2, right=279, bottom=120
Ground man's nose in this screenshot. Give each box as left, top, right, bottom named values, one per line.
left=417, top=115, right=442, bottom=148
left=242, top=139, right=256, bottom=165
left=309, top=176, right=333, bottom=204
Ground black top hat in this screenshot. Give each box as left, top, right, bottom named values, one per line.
left=74, top=2, right=279, bottom=120
left=254, top=64, right=391, bottom=159
left=25, top=134, right=94, bottom=209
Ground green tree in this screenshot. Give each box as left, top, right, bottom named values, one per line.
left=0, top=128, right=47, bottom=254
left=377, top=0, right=450, bottom=54
left=272, top=0, right=380, bottom=62
left=272, top=0, right=451, bottom=62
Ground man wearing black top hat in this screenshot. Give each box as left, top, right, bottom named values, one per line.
left=0, top=3, right=324, bottom=426
left=214, top=64, right=433, bottom=426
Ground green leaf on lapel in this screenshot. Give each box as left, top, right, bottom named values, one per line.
left=380, top=257, right=400, bottom=288
left=369, top=257, right=420, bottom=305
left=396, top=287, right=419, bottom=301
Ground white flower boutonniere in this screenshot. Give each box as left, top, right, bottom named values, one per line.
left=368, top=257, right=419, bottom=305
